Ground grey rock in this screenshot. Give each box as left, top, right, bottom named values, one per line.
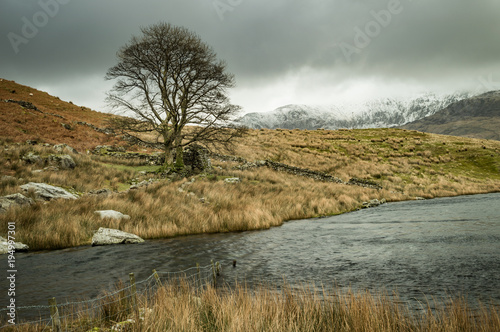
left=0, top=236, right=29, bottom=254
left=88, top=188, right=112, bottom=197
left=20, top=182, right=78, bottom=201
left=53, top=144, right=78, bottom=154
left=361, top=199, right=386, bottom=208
left=130, top=179, right=155, bottom=190
left=48, top=154, right=76, bottom=169
left=94, top=210, right=131, bottom=220
left=91, top=227, right=144, bottom=246
left=0, top=193, right=34, bottom=213
left=22, top=152, right=42, bottom=164
left=224, top=177, right=241, bottom=184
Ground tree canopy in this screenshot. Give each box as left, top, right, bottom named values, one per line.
left=105, top=22, right=243, bottom=168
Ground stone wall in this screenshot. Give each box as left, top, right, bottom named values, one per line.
left=211, top=153, right=382, bottom=189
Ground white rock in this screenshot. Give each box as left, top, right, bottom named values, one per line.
left=94, top=210, right=131, bottom=220
left=224, top=177, right=241, bottom=184
left=0, top=236, right=29, bottom=254
left=20, top=182, right=78, bottom=201
left=91, top=227, right=144, bottom=246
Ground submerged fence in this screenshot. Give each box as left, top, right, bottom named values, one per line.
left=0, top=261, right=222, bottom=331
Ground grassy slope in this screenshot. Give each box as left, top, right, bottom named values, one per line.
left=0, top=79, right=499, bottom=250
left=0, top=78, right=123, bottom=151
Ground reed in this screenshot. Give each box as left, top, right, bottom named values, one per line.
left=4, top=281, right=499, bottom=332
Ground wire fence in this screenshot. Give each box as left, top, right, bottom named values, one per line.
left=0, top=261, right=220, bottom=331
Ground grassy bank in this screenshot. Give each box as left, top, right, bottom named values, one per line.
left=1, top=128, right=500, bottom=250
left=4, top=280, right=499, bottom=331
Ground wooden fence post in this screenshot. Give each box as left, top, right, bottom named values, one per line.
left=152, top=269, right=162, bottom=287
left=216, top=262, right=221, bottom=277
left=48, top=297, right=62, bottom=332
left=211, top=260, right=216, bottom=288
left=129, top=273, right=138, bottom=316
left=196, top=263, right=201, bottom=291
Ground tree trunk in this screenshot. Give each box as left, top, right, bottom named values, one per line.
left=163, top=144, right=174, bottom=167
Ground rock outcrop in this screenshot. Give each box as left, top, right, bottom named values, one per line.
left=91, top=227, right=144, bottom=246
left=47, top=154, right=76, bottom=169
left=20, top=182, right=78, bottom=201
left=21, top=152, right=77, bottom=169
left=0, top=193, right=34, bottom=213
left=0, top=236, right=29, bottom=254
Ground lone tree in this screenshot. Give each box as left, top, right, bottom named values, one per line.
left=105, top=22, right=243, bottom=169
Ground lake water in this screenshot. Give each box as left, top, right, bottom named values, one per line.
left=1, top=192, right=499, bottom=321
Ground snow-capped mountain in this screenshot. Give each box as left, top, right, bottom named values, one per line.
left=236, top=93, right=473, bottom=130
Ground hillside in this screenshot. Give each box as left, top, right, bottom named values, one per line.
left=401, top=91, right=500, bottom=140
left=236, top=93, right=470, bottom=130
left=0, top=79, right=123, bottom=151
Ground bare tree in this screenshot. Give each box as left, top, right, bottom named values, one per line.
left=105, top=22, right=244, bottom=169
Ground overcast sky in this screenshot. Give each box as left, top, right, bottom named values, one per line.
left=1, top=0, right=500, bottom=115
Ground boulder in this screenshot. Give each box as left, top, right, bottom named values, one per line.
left=48, top=154, right=76, bottom=169
left=88, top=188, right=112, bottom=197
left=224, top=177, right=241, bottom=184
left=361, top=198, right=387, bottom=208
left=94, top=210, right=130, bottom=220
left=0, top=193, right=34, bottom=213
left=0, top=236, right=29, bottom=254
left=22, top=152, right=42, bottom=164
left=91, top=227, right=144, bottom=246
left=20, top=182, right=78, bottom=201
left=53, top=144, right=79, bottom=154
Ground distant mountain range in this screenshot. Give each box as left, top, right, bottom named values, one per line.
left=401, top=91, right=500, bottom=141
left=236, top=93, right=472, bottom=131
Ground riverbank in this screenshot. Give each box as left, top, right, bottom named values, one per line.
left=1, top=128, right=500, bottom=251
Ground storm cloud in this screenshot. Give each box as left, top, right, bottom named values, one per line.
left=1, top=0, right=500, bottom=114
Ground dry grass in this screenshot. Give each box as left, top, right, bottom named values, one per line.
left=4, top=281, right=499, bottom=331
left=0, top=78, right=124, bottom=151
left=1, top=126, right=500, bottom=250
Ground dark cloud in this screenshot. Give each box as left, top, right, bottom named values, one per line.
left=1, top=0, right=499, bottom=113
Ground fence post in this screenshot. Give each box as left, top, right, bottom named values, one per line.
left=152, top=269, right=162, bottom=287
left=216, top=262, right=221, bottom=277
left=48, top=297, right=62, bottom=332
left=196, top=263, right=201, bottom=291
left=211, top=260, right=216, bottom=288
left=129, top=273, right=138, bottom=315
